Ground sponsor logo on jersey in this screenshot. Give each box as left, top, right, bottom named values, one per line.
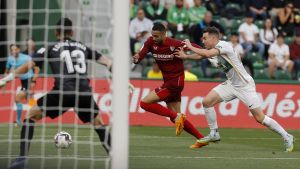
left=170, top=46, right=175, bottom=51
left=153, top=54, right=174, bottom=60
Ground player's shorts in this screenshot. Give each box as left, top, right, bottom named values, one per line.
left=37, top=90, right=99, bottom=123
left=213, top=80, right=261, bottom=109
left=20, top=78, right=32, bottom=91
left=155, top=75, right=184, bottom=103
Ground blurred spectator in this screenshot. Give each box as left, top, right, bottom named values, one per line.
left=259, top=18, right=278, bottom=59
left=147, top=61, right=163, bottom=79
left=22, top=39, right=36, bottom=57
left=276, top=2, right=295, bottom=37
left=205, top=0, right=224, bottom=15
left=292, top=1, right=300, bottom=33
left=129, top=8, right=153, bottom=55
left=190, top=11, right=225, bottom=45
left=247, top=0, right=268, bottom=20
left=184, top=62, right=198, bottom=81
left=268, top=0, right=285, bottom=20
left=167, top=0, right=189, bottom=35
left=144, top=0, right=168, bottom=21
left=268, top=34, right=294, bottom=78
left=229, top=32, right=253, bottom=75
left=184, top=0, right=195, bottom=8
left=289, top=31, right=300, bottom=77
left=188, top=0, right=207, bottom=24
left=130, top=0, right=138, bottom=20
left=238, top=13, right=265, bottom=58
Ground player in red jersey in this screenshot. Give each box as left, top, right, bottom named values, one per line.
left=133, top=22, right=206, bottom=148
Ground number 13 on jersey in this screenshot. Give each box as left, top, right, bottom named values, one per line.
left=60, top=50, right=87, bottom=74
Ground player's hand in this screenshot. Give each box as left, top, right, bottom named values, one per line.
left=132, top=54, right=140, bottom=64
left=174, top=47, right=188, bottom=59
left=183, top=39, right=192, bottom=49
left=128, top=83, right=135, bottom=94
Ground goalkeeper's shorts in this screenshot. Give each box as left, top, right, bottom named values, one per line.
left=37, top=90, right=99, bottom=123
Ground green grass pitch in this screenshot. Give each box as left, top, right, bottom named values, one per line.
left=0, top=125, right=299, bottom=169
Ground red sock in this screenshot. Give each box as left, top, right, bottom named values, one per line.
left=183, top=120, right=204, bottom=139
left=140, top=101, right=177, bottom=120
left=140, top=101, right=204, bottom=139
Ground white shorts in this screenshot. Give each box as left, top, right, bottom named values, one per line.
left=268, top=58, right=292, bottom=70
left=213, top=80, right=261, bottom=109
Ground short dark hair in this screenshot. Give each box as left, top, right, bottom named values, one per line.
left=277, top=33, right=285, bottom=39
left=203, top=27, right=220, bottom=38
left=231, top=32, right=239, bottom=37
left=56, top=18, right=73, bottom=35
left=9, top=44, right=20, bottom=49
left=152, top=22, right=166, bottom=32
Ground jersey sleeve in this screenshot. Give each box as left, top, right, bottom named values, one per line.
left=137, top=37, right=152, bottom=62
left=215, top=41, right=230, bottom=55
left=34, top=47, right=47, bottom=68
left=87, top=47, right=102, bottom=60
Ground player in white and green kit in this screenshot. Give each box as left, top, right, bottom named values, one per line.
left=174, top=27, right=295, bottom=152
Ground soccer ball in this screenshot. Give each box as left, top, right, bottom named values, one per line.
left=54, top=131, right=72, bottom=149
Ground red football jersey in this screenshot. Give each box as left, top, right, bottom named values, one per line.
left=138, top=37, right=199, bottom=81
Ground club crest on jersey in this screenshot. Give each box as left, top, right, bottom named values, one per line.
left=170, top=46, right=175, bottom=51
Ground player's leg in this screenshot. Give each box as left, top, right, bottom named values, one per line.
left=93, top=116, right=111, bottom=154
left=15, top=91, right=27, bottom=125
left=0, top=61, right=35, bottom=87
left=76, top=94, right=111, bottom=154
left=139, top=90, right=178, bottom=119
left=7, top=106, right=43, bottom=169
left=250, top=107, right=295, bottom=152
left=167, top=102, right=204, bottom=139
left=198, top=82, right=235, bottom=144
left=235, top=82, right=295, bottom=152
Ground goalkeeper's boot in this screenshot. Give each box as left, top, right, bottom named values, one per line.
left=175, top=113, right=186, bottom=136
left=0, top=79, right=7, bottom=88
left=284, top=134, right=295, bottom=152
left=190, top=140, right=209, bottom=149
left=6, top=156, right=27, bottom=169
left=197, top=132, right=221, bottom=144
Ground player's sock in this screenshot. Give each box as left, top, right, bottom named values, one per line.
left=1, top=72, right=15, bottom=82
left=20, top=119, right=35, bottom=156
left=204, top=107, right=219, bottom=135
left=16, top=103, right=23, bottom=123
left=140, top=101, right=177, bottom=119
left=95, top=126, right=111, bottom=154
left=140, top=101, right=203, bottom=139
left=262, top=116, right=289, bottom=140
left=183, top=120, right=204, bottom=139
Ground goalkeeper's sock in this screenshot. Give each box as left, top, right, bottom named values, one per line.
left=140, top=101, right=204, bottom=139
left=20, top=119, right=35, bottom=156
left=95, top=126, right=111, bottom=154
left=262, top=115, right=289, bottom=140
left=2, top=72, right=15, bottom=82
left=16, top=103, right=23, bottom=124
left=204, top=107, right=218, bottom=135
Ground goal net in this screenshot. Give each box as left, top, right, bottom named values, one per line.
left=0, top=0, right=129, bottom=169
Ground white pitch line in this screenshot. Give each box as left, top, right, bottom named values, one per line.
left=0, top=134, right=283, bottom=140
left=0, top=155, right=299, bottom=160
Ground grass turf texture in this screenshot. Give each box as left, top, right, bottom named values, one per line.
left=0, top=125, right=299, bottom=169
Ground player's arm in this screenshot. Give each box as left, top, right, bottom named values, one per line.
left=133, top=38, right=151, bottom=64
left=32, top=66, right=40, bottom=82
left=174, top=48, right=204, bottom=60
left=96, top=55, right=113, bottom=71
left=183, top=39, right=219, bottom=58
